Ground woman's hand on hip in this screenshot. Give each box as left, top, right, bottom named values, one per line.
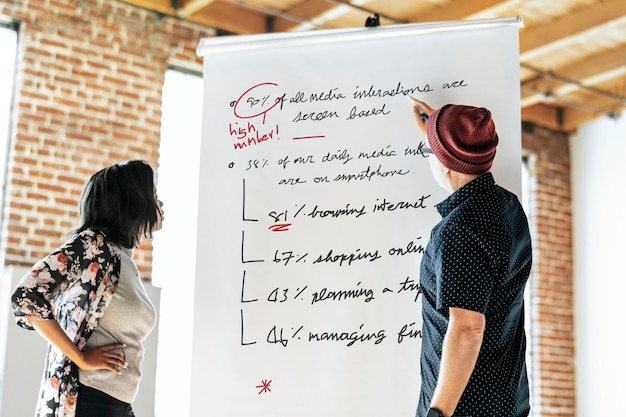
left=79, top=343, right=128, bottom=374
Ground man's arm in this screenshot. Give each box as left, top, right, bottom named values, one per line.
left=430, top=307, right=485, bottom=417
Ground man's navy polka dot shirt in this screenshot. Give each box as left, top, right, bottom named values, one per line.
left=418, top=173, right=532, bottom=417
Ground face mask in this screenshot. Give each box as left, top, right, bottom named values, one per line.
left=428, top=155, right=453, bottom=194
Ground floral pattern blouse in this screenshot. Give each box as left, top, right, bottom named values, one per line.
left=11, top=229, right=121, bottom=417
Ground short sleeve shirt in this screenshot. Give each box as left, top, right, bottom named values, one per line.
left=417, top=173, right=532, bottom=417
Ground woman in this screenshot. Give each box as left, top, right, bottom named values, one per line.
left=12, top=160, right=163, bottom=417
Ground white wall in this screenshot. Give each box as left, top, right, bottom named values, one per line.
left=570, top=113, right=626, bottom=417
left=0, top=265, right=160, bottom=417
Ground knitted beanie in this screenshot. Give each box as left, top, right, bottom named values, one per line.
left=426, top=104, right=499, bottom=175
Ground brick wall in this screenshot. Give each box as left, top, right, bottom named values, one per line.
left=0, top=0, right=213, bottom=278
left=522, top=123, right=575, bottom=417
left=0, top=1, right=575, bottom=415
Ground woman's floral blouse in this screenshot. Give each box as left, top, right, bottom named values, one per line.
left=12, top=229, right=121, bottom=417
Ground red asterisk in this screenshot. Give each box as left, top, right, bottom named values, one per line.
left=256, top=379, right=272, bottom=394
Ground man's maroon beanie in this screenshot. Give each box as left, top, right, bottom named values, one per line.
left=426, top=104, right=499, bottom=175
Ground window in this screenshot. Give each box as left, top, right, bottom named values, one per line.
left=152, top=68, right=203, bottom=416
left=521, top=152, right=536, bottom=416
left=0, top=22, right=18, bottom=222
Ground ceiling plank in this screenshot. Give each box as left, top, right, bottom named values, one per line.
left=119, top=0, right=177, bottom=15
left=276, top=0, right=509, bottom=35
left=522, top=45, right=626, bottom=84
left=521, top=104, right=564, bottom=132
left=521, top=67, right=626, bottom=108
left=521, top=46, right=626, bottom=108
left=519, top=0, right=626, bottom=58
left=523, top=94, right=619, bottom=132
left=181, top=0, right=218, bottom=18
left=521, top=103, right=596, bottom=133
left=406, top=0, right=509, bottom=23
left=559, top=106, right=610, bottom=133
left=188, top=2, right=268, bottom=34
left=273, top=0, right=346, bottom=32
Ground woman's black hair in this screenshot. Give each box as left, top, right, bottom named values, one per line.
left=75, top=160, right=161, bottom=248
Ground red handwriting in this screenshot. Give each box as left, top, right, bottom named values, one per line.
left=268, top=223, right=292, bottom=232
left=256, top=379, right=272, bottom=394
left=231, top=123, right=279, bottom=150
left=233, top=82, right=283, bottom=124
left=229, top=83, right=330, bottom=150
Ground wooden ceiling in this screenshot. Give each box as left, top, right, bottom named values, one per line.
left=121, top=0, right=626, bottom=132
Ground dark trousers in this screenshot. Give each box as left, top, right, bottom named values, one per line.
left=76, top=384, right=136, bottom=417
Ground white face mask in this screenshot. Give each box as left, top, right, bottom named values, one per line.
left=428, top=155, right=453, bottom=194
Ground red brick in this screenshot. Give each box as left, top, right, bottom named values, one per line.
left=523, top=125, right=574, bottom=416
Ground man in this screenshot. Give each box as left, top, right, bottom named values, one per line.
left=410, top=98, right=532, bottom=417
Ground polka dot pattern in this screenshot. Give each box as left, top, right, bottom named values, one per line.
left=417, top=173, right=532, bottom=417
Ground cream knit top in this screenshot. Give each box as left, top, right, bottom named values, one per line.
left=78, top=246, right=156, bottom=403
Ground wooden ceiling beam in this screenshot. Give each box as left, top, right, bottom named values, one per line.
left=276, top=0, right=509, bottom=34
left=274, top=0, right=402, bottom=32
left=521, top=46, right=626, bottom=108
left=521, top=67, right=626, bottom=108
left=522, top=91, right=622, bottom=133
left=520, top=103, right=595, bottom=133
left=519, top=0, right=626, bottom=59
left=521, top=103, right=565, bottom=132
left=180, top=0, right=218, bottom=18
left=406, top=0, right=509, bottom=23
left=273, top=0, right=337, bottom=32
left=522, top=46, right=626, bottom=84
left=188, top=2, right=268, bottom=34
left=119, top=0, right=178, bottom=16
left=557, top=105, right=613, bottom=133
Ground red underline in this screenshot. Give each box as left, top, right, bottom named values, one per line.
left=292, top=135, right=325, bottom=140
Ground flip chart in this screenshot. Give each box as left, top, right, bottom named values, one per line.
left=191, top=17, right=522, bottom=417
